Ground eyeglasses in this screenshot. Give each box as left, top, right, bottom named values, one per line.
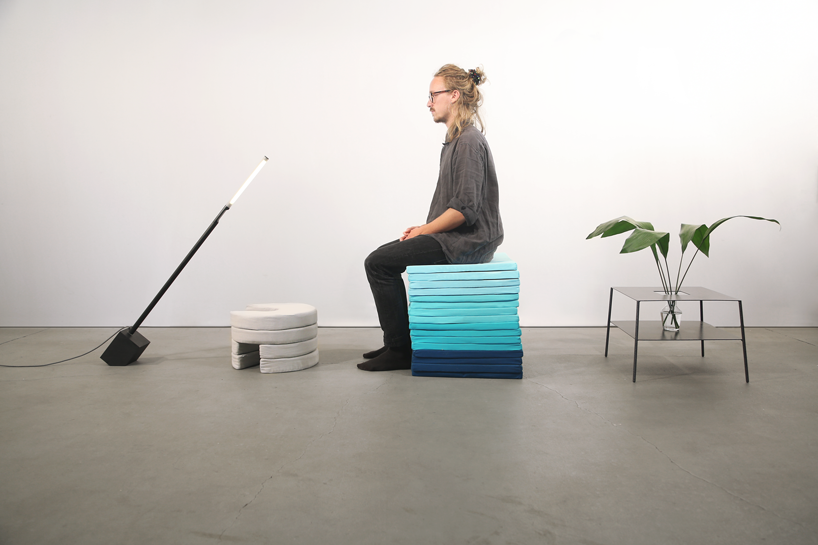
left=428, top=89, right=452, bottom=103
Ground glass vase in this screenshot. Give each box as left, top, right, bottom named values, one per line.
left=661, top=302, right=682, bottom=332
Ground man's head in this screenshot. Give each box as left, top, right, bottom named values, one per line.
left=428, top=76, right=458, bottom=127
left=427, top=64, right=486, bottom=142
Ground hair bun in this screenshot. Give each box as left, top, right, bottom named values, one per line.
left=468, top=68, right=484, bottom=86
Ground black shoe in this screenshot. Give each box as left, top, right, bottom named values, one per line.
left=357, top=347, right=412, bottom=371
left=362, top=346, right=388, bottom=359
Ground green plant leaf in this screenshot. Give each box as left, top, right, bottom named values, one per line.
left=634, top=220, right=656, bottom=231
left=586, top=216, right=652, bottom=240
left=694, top=215, right=781, bottom=257
left=655, top=230, right=669, bottom=258
left=691, top=225, right=710, bottom=256
left=680, top=223, right=708, bottom=254
left=620, top=228, right=670, bottom=254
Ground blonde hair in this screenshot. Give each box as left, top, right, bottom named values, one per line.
left=435, top=64, right=486, bottom=142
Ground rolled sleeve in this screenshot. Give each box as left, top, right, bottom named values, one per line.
left=446, top=197, right=478, bottom=225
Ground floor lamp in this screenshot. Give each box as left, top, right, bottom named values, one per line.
left=101, top=156, right=269, bottom=366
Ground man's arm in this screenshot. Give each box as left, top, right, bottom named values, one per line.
left=400, top=208, right=466, bottom=241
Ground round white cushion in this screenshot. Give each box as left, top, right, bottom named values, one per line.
left=231, top=340, right=258, bottom=355
left=259, top=337, right=318, bottom=359
left=260, top=349, right=319, bottom=374
left=231, top=303, right=317, bottom=330
left=231, top=324, right=317, bottom=345
left=232, top=351, right=260, bottom=370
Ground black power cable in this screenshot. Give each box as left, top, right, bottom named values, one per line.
left=0, top=328, right=125, bottom=368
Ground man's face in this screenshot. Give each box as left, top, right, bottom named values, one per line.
left=428, top=76, right=457, bottom=126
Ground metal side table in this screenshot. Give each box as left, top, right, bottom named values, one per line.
left=605, top=287, right=748, bottom=383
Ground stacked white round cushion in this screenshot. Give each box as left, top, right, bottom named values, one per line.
left=231, top=340, right=260, bottom=370
left=259, top=337, right=318, bottom=359
left=231, top=303, right=317, bottom=330
left=232, top=350, right=260, bottom=370
left=260, top=350, right=320, bottom=374
left=229, top=303, right=319, bottom=373
left=231, top=324, right=317, bottom=345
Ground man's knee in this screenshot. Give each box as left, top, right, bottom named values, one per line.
left=365, top=240, right=399, bottom=274
left=364, top=250, right=378, bottom=274
left=364, top=246, right=390, bottom=278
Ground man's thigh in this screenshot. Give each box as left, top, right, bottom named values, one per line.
left=368, top=236, right=447, bottom=270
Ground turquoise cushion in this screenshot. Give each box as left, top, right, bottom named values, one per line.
left=413, top=349, right=524, bottom=360
left=408, top=270, right=519, bottom=281
left=410, top=328, right=522, bottom=337
left=409, top=322, right=520, bottom=331
left=412, top=342, right=523, bottom=351
left=409, top=315, right=519, bottom=324
left=409, top=294, right=519, bottom=303
left=411, top=349, right=524, bottom=377
left=412, top=363, right=523, bottom=374
left=406, top=252, right=516, bottom=274
left=412, top=371, right=522, bottom=379
left=413, top=372, right=522, bottom=379
left=409, top=307, right=518, bottom=317
left=408, top=279, right=520, bottom=289
left=409, top=300, right=519, bottom=309
left=411, top=336, right=521, bottom=344
left=409, top=286, right=520, bottom=296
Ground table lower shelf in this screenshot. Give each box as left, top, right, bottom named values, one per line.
left=610, top=321, right=742, bottom=341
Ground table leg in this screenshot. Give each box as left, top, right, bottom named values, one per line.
left=633, top=301, right=640, bottom=382
left=605, top=288, right=614, bottom=357
left=738, top=300, right=749, bottom=383
left=700, top=300, right=705, bottom=357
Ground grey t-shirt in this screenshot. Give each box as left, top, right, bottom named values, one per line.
left=426, top=125, right=504, bottom=264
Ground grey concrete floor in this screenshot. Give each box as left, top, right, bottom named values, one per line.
left=1, top=326, right=816, bottom=545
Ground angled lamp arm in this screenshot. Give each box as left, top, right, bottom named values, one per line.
left=102, top=156, right=269, bottom=366
left=128, top=204, right=230, bottom=334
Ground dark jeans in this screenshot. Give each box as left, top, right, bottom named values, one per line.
left=364, top=236, right=448, bottom=348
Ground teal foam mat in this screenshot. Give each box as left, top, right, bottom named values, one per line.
left=409, top=307, right=518, bottom=317
left=406, top=252, right=516, bottom=274
left=408, top=270, right=520, bottom=281
left=409, top=286, right=520, bottom=296
left=413, top=357, right=523, bottom=365
left=412, top=363, right=523, bottom=374
left=412, top=342, right=523, bottom=351
left=412, top=371, right=522, bottom=379
left=410, top=328, right=522, bottom=337
left=411, top=335, right=521, bottom=344
left=409, top=322, right=520, bottom=331
left=413, top=349, right=524, bottom=360
left=408, top=279, right=520, bottom=289
left=409, top=294, right=519, bottom=303
left=409, top=315, right=519, bottom=324
left=409, top=300, right=519, bottom=309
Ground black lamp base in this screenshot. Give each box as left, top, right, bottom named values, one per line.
left=101, top=329, right=150, bottom=366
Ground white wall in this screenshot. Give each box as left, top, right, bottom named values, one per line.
left=1, top=0, right=816, bottom=328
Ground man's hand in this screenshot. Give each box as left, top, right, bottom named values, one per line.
left=398, top=209, right=466, bottom=241
left=400, top=226, right=422, bottom=241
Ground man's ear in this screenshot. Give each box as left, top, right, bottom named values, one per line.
left=450, top=89, right=460, bottom=102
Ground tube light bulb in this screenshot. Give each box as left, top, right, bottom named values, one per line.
left=229, top=156, right=269, bottom=207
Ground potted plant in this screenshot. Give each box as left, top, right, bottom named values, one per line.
left=587, top=215, right=780, bottom=331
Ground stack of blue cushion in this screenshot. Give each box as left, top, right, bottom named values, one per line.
left=407, top=253, right=522, bottom=379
